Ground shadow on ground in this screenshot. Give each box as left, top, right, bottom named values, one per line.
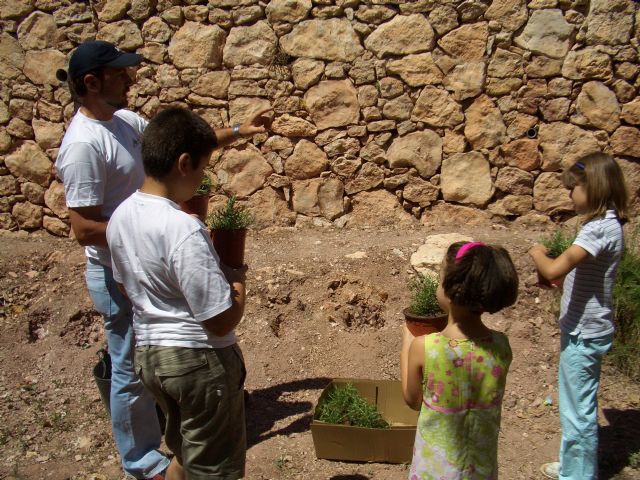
left=599, top=408, right=640, bottom=479
left=246, top=377, right=331, bottom=448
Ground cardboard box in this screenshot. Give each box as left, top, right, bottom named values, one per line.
left=311, top=378, right=419, bottom=463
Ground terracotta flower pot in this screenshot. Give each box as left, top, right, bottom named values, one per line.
left=180, top=195, right=209, bottom=221
left=403, top=307, right=448, bottom=337
left=211, top=228, right=247, bottom=268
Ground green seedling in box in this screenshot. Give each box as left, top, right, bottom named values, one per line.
left=317, top=383, right=389, bottom=429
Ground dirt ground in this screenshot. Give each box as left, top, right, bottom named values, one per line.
left=1, top=220, right=639, bottom=480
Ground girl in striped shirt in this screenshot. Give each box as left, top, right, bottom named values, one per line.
left=530, top=153, right=629, bottom=480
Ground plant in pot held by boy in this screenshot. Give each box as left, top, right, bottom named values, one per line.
left=181, top=174, right=212, bottom=221
left=207, top=196, right=254, bottom=268
left=403, top=272, right=447, bottom=336
left=536, top=230, right=576, bottom=288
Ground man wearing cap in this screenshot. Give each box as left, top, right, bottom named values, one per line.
left=55, top=40, right=268, bottom=480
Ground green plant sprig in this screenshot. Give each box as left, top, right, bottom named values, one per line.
left=409, top=273, right=445, bottom=317
left=542, top=230, right=575, bottom=258
left=206, top=196, right=254, bottom=230
left=195, top=175, right=212, bottom=196
left=317, top=383, right=389, bottom=429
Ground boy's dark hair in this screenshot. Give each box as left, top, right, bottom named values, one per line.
left=141, top=107, right=218, bottom=179
left=442, top=242, right=519, bottom=314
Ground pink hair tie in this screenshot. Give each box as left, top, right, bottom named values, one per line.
left=455, top=241, right=485, bottom=263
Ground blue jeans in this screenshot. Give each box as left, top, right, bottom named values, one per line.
left=86, top=259, right=169, bottom=479
left=558, top=332, right=613, bottom=480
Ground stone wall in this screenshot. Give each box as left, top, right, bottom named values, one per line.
left=1, top=0, right=639, bottom=234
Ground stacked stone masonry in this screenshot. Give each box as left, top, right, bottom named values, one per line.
left=1, top=0, right=639, bottom=233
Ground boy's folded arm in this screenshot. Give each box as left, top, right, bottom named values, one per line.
left=69, top=206, right=109, bottom=247
left=201, top=270, right=247, bottom=337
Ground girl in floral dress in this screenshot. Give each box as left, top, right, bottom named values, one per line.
left=401, top=241, right=519, bottom=479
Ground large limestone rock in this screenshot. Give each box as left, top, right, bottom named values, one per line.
left=533, top=172, right=573, bottom=214
left=17, top=12, right=58, bottom=50
left=438, top=22, right=488, bottom=61
left=611, top=126, right=640, bottom=158
left=12, top=202, right=43, bottom=229
left=386, top=53, right=443, bottom=87
left=495, top=167, right=534, bottom=195
left=191, top=71, right=230, bottom=98
left=345, top=163, right=385, bottom=194
left=5, top=141, right=53, bottom=186
left=422, top=203, right=490, bottom=226
left=618, top=157, right=640, bottom=199
left=621, top=98, right=640, bottom=126
left=562, top=48, right=613, bottom=80
left=0, top=33, right=24, bottom=80
left=348, top=189, right=415, bottom=227
left=464, top=95, right=507, bottom=150
left=44, top=180, right=68, bottom=219
left=271, top=114, right=317, bottom=137
left=291, top=58, right=324, bottom=89
left=247, top=187, right=296, bottom=228
left=141, top=17, right=172, bottom=43
left=382, top=94, right=413, bottom=121
left=575, top=81, right=620, bottom=133
left=284, top=140, right=328, bottom=180
left=292, top=177, right=344, bottom=220
left=168, top=22, right=226, bottom=69
left=538, top=122, right=600, bottom=171
left=280, top=19, right=363, bottom=62
left=443, top=61, right=486, bottom=101
left=402, top=177, right=439, bottom=208
left=410, top=233, right=474, bottom=276
left=514, top=9, right=574, bottom=59
left=43, top=216, right=70, bottom=237
left=216, top=145, right=274, bottom=197
left=304, top=80, right=359, bottom=130
left=484, top=0, right=528, bottom=32
left=265, top=0, right=311, bottom=23
left=501, top=139, right=540, bottom=171
left=488, top=49, right=524, bottom=78
left=97, top=21, right=143, bottom=50
left=229, top=97, right=271, bottom=125
left=1, top=0, right=35, bottom=18
left=23, top=50, right=65, bottom=85
left=585, top=0, right=634, bottom=46
left=364, top=14, right=435, bottom=58
left=488, top=195, right=533, bottom=217
left=387, top=130, right=442, bottom=179
left=32, top=119, right=63, bottom=150
left=412, top=86, right=464, bottom=128
left=223, top=21, right=277, bottom=67
left=97, top=0, right=129, bottom=21
left=441, top=152, right=494, bottom=207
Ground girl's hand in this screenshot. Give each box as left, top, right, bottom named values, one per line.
left=528, top=243, right=548, bottom=257
left=240, top=107, right=273, bottom=135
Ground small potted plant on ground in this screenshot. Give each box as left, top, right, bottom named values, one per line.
left=207, top=196, right=254, bottom=268
left=316, top=383, right=389, bottom=429
left=403, top=273, right=448, bottom=336
left=537, top=230, right=575, bottom=288
left=181, top=175, right=212, bottom=221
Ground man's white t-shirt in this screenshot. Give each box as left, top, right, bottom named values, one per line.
left=56, top=109, right=147, bottom=267
left=106, top=191, right=234, bottom=349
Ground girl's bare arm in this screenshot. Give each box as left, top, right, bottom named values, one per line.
left=403, top=332, right=425, bottom=411
left=529, top=244, right=589, bottom=281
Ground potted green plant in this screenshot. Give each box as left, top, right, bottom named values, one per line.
left=537, top=230, right=575, bottom=288
left=403, top=273, right=447, bottom=336
left=206, top=196, right=254, bottom=268
left=181, top=175, right=212, bottom=221
left=316, top=383, right=389, bottom=429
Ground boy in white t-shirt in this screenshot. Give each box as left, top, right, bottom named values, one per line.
left=107, top=108, right=249, bottom=480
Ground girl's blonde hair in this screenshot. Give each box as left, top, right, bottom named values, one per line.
left=562, top=152, right=629, bottom=223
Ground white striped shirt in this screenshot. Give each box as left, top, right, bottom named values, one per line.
left=560, top=210, right=623, bottom=339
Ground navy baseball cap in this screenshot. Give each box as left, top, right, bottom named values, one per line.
left=56, top=40, right=143, bottom=81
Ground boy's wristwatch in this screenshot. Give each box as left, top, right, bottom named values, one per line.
left=232, top=123, right=241, bottom=138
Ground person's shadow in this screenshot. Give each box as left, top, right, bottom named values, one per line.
left=246, top=377, right=331, bottom=447
left=598, top=408, right=640, bottom=478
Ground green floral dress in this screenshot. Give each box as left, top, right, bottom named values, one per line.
left=409, top=331, right=512, bottom=480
